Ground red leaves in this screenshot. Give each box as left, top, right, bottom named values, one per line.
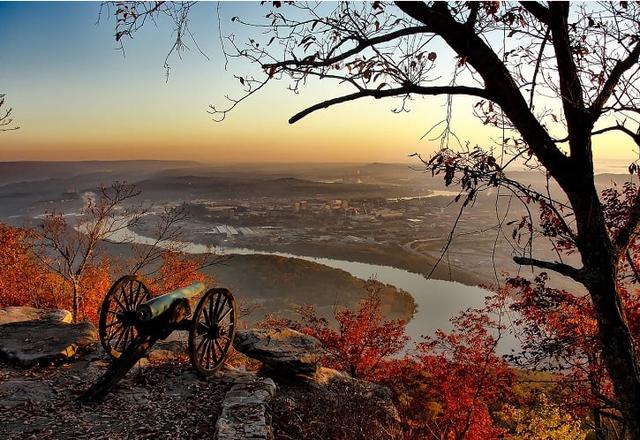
left=506, top=270, right=631, bottom=420
left=537, top=200, right=576, bottom=253
left=601, top=182, right=640, bottom=241
left=406, top=305, right=514, bottom=439
left=482, top=1, right=501, bottom=16
left=294, top=290, right=410, bottom=381
left=265, top=284, right=516, bottom=438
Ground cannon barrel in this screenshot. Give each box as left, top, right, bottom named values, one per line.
left=136, top=282, right=205, bottom=321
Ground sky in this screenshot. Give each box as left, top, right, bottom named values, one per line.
left=0, top=1, right=637, bottom=170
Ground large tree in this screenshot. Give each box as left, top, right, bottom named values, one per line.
left=115, top=1, right=640, bottom=434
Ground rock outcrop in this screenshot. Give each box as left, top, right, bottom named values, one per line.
left=0, top=306, right=72, bottom=325
left=233, top=327, right=401, bottom=438
left=0, top=320, right=97, bottom=367
left=215, top=372, right=277, bottom=440
left=233, top=327, right=324, bottom=375
left=0, top=314, right=400, bottom=439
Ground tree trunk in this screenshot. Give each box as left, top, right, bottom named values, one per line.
left=567, top=178, right=640, bottom=437
left=71, top=281, right=79, bottom=323
left=588, top=357, right=607, bottom=440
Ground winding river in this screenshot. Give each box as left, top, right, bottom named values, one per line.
left=102, top=224, right=524, bottom=353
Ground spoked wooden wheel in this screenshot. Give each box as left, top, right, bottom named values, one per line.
left=189, top=288, right=237, bottom=376
left=98, top=275, right=151, bottom=359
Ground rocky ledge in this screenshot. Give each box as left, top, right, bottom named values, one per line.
left=0, top=306, right=72, bottom=325
left=0, top=308, right=400, bottom=439
left=0, top=319, right=97, bottom=367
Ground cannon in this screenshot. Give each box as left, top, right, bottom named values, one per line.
left=80, top=275, right=237, bottom=402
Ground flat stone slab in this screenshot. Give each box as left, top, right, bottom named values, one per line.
left=0, top=307, right=72, bottom=325
left=0, top=378, right=56, bottom=409
left=0, top=320, right=97, bottom=367
left=215, top=373, right=277, bottom=440
left=233, top=328, right=323, bottom=375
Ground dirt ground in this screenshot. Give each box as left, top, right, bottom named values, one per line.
left=0, top=350, right=231, bottom=440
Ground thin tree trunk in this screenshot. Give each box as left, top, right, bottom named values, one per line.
left=72, top=281, right=79, bottom=323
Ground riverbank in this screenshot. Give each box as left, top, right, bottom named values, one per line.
left=100, top=240, right=417, bottom=324
left=101, top=224, right=498, bottom=347
left=203, top=253, right=417, bottom=323
left=237, top=240, right=492, bottom=288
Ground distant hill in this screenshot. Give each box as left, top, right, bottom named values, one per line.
left=0, top=160, right=199, bottom=186
left=133, top=174, right=389, bottom=201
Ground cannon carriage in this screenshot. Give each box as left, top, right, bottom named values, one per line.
left=81, top=275, right=238, bottom=402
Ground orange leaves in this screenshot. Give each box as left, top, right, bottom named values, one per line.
left=78, top=260, right=112, bottom=323
left=0, top=222, right=113, bottom=323
left=0, top=223, right=64, bottom=309
left=0, top=222, right=212, bottom=326
left=148, top=251, right=212, bottom=295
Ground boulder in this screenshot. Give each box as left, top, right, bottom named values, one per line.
left=0, top=320, right=97, bottom=367
left=233, top=328, right=323, bottom=375
left=215, top=372, right=277, bottom=440
left=0, top=306, right=72, bottom=325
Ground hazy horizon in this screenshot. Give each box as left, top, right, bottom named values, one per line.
left=0, top=157, right=634, bottom=176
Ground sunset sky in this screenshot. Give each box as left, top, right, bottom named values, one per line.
left=0, top=1, right=636, bottom=170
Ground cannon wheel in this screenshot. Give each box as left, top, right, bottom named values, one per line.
left=189, top=288, right=237, bottom=376
left=99, top=275, right=152, bottom=359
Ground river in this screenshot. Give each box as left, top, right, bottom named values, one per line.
left=102, top=224, right=525, bottom=354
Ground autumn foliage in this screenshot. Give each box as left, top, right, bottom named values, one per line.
left=0, top=222, right=208, bottom=325
left=147, top=251, right=212, bottom=294
left=262, top=286, right=518, bottom=439
left=0, top=223, right=64, bottom=309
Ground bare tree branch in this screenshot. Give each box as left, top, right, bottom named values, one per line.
left=592, top=43, right=640, bottom=114
left=289, top=84, right=492, bottom=123
left=263, top=25, right=431, bottom=70
left=513, top=255, right=583, bottom=282
left=0, top=94, right=19, bottom=132
left=520, top=1, right=550, bottom=24
left=591, top=124, right=640, bottom=148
